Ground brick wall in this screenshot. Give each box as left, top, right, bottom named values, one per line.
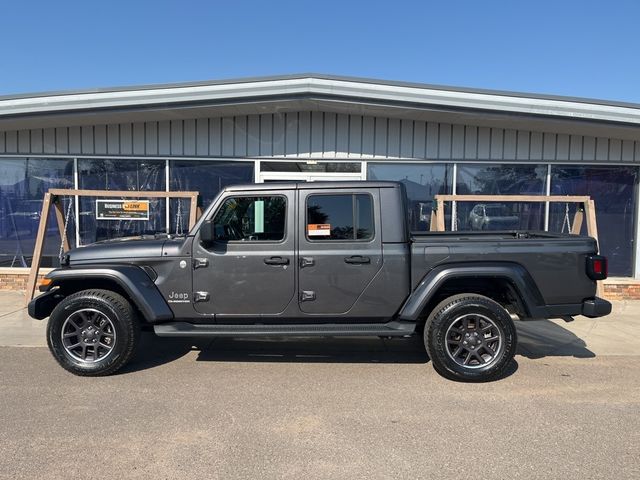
left=0, top=269, right=49, bottom=292
left=602, top=280, right=640, bottom=300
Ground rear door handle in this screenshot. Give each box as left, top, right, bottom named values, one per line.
left=264, top=256, right=290, bottom=266
left=344, top=255, right=371, bottom=264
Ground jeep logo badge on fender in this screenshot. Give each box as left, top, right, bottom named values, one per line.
left=168, top=292, right=190, bottom=303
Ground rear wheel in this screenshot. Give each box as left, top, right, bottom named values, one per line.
left=424, top=294, right=516, bottom=382
left=47, top=289, right=140, bottom=376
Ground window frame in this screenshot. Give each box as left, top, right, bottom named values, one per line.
left=304, top=192, right=375, bottom=243
left=211, top=194, right=288, bottom=244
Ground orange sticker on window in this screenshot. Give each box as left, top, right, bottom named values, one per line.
left=308, top=224, right=331, bottom=236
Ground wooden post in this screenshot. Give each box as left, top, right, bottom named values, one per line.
left=585, top=200, right=599, bottom=242
left=584, top=199, right=603, bottom=296
left=571, top=206, right=584, bottom=235
left=53, top=198, right=71, bottom=253
left=436, top=198, right=445, bottom=231
left=429, top=209, right=437, bottom=232
left=25, top=193, right=52, bottom=306
left=585, top=200, right=603, bottom=293
left=188, top=195, right=198, bottom=230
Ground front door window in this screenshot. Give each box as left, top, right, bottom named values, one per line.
left=213, top=196, right=286, bottom=242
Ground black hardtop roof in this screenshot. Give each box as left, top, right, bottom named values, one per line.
left=223, top=181, right=401, bottom=192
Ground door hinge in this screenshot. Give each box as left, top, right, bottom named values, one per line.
left=300, top=257, right=315, bottom=268
left=193, top=258, right=209, bottom=269
left=194, top=291, right=210, bottom=302
left=300, top=290, right=316, bottom=302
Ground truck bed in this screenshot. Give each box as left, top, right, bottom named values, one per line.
left=410, top=230, right=598, bottom=305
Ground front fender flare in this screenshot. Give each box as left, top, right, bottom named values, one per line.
left=35, top=265, right=174, bottom=323
left=398, top=262, right=545, bottom=321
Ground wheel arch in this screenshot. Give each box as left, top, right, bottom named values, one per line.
left=33, top=265, right=173, bottom=323
left=398, top=262, right=545, bottom=322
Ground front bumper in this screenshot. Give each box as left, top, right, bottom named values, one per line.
left=27, top=289, right=62, bottom=320
left=582, top=297, right=612, bottom=318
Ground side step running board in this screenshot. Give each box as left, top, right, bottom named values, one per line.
left=154, top=321, right=416, bottom=338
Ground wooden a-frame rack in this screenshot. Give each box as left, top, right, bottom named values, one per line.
left=25, top=188, right=199, bottom=306
left=430, top=194, right=598, bottom=241
left=430, top=194, right=602, bottom=296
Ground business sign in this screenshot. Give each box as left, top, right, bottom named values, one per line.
left=96, top=200, right=150, bottom=221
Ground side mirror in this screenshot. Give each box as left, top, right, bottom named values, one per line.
left=200, top=219, right=215, bottom=244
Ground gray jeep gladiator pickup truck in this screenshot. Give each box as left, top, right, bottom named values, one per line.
left=29, top=181, right=611, bottom=381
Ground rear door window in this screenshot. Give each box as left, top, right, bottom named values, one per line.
left=306, top=194, right=374, bottom=241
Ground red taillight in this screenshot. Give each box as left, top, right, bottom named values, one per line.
left=593, top=259, right=603, bottom=275
left=587, top=255, right=607, bottom=280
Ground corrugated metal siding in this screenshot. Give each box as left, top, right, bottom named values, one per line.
left=1, top=112, right=639, bottom=162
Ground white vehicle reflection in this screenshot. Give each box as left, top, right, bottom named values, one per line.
left=468, top=204, right=520, bottom=230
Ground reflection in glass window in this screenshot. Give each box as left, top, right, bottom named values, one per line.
left=306, top=194, right=373, bottom=240
left=261, top=162, right=361, bottom=173
left=456, top=164, right=547, bottom=231
left=367, top=163, right=452, bottom=231
left=169, top=160, right=254, bottom=233
left=550, top=166, right=638, bottom=277
left=213, top=196, right=286, bottom=242
left=468, top=203, right=521, bottom=231
left=356, top=194, right=374, bottom=239
left=78, top=159, right=166, bottom=244
left=0, top=158, right=74, bottom=267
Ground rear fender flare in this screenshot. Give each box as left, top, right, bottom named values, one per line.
left=398, top=262, right=545, bottom=321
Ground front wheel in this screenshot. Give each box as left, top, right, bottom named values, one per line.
left=424, top=294, right=517, bottom=382
left=47, top=289, right=140, bottom=376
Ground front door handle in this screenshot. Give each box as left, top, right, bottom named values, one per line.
left=264, top=256, right=290, bottom=266
left=344, top=255, right=371, bottom=264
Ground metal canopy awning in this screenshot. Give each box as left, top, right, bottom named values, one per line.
left=1, top=74, right=639, bottom=141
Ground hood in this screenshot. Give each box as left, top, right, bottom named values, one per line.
left=66, top=234, right=184, bottom=265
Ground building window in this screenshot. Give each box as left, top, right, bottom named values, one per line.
left=367, top=163, right=453, bottom=231
left=550, top=166, right=638, bottom=277
left=306, top=194, right=373, bottom=241
left=0, top=158, right=74, bottom=267
left=456, top=164, right=547, bottom=231
left=77, top=159, right=166, bottom=244
left=169, top=160, right=254, bottom=233
left=261, top=161, right=361, bottom=173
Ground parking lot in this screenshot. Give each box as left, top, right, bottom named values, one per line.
left=1, top=291, right=639, bottom=479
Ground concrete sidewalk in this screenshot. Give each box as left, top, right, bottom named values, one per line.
left=1, top=290, right=639, bottom=357
left=0, top=291, right=45, bottom=347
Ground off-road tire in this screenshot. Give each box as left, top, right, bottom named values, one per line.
left=424, top=294, right=517, bottom=382
left=47, top=289, right=140, bottom=376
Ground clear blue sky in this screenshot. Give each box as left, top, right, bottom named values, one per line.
left=2, top=0, right=639, bottom=103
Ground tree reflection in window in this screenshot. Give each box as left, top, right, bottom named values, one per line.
left=213, top=196, right=286, bottom=242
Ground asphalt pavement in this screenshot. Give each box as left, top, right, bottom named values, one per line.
left=1, top=291, right=639, bottom=479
